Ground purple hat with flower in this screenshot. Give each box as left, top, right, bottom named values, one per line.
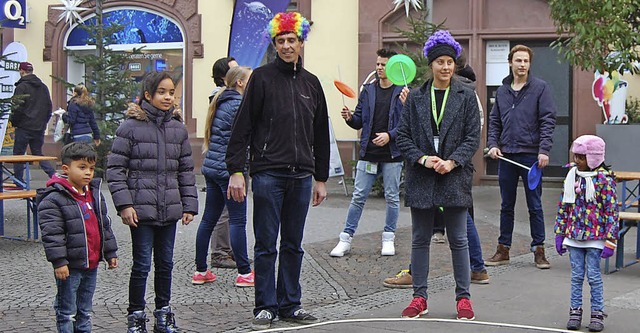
left=423, top=30, right=462, bottom=64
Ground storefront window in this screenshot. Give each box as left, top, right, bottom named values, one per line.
left=64, top=7, right=184, bottom=104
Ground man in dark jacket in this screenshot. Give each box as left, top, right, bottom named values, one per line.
left=10, top=62, right=56, bottom=186
left=226, top=12, right=329, bottom=331
left=330, top=48, right=407, bottom=258
left=486, top=44, right=557, bottom=269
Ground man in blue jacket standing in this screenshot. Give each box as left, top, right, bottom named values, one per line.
left=486, top=44, right=557, bottom=269
left=330, top=49, right=409, bottom=257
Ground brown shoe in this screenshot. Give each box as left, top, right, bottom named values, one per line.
left=485, top=244, right=510, bottom=266
left=471, top=269, right=490, bottom=284
left=534, top=246, right=550, bottom=269
left=383, top=269, right=412, bottom=288
left=210, top=254, right=237, bottom=269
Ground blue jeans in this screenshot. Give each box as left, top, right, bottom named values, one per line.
left=251, top=171, right=312, bottom=318
left=498, top=153, right=545, bottom=247
left=467, top=212, right=485, bottom=272
left=195, top=177, right=250, bottom=274
left=54, top=268, right=97, bottom=333
left=343, top=160, right=402, bottom=236
left=13, top=127, right=56, bottom=184
left=73, top=134, right=93, bottom=143
left=568, top=246, right=604, bottom=311
left=128, top=223, right=177, bottom=313
left=410, top=207, right=470, bottom=300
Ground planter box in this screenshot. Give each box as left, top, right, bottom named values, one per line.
left=596, top=124, right=640, bottom=171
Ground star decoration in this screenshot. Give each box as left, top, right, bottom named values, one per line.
left=52, top=0, right=89, bottom=24
left=392, top=0, right=422, bottom=17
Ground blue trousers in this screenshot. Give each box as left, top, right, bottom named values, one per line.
left=568, top=246, right=604, bottom=312
left=54, top=268, right=97, bottom=333
left=498, top=153, right=545, bottom=247
left=251, top=171, right=312, bottom=318
left=127, top=223, right=177, bottom=313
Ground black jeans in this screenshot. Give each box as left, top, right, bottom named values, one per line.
left=13, top=127, right=56, bottom=183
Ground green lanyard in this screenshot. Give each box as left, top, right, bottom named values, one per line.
left=430, top=85, right=450, bottom=132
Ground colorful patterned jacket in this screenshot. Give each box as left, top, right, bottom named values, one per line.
left=554, top=168, right=619, bottom=240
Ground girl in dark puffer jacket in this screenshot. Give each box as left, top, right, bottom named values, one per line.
left=106, top=72, right=198, bottom=333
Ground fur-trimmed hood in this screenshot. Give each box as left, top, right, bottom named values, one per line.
left=126, top=101, right=183, bottom=122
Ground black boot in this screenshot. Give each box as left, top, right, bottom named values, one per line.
left=153, top=306, right=180, bottom=333
left=127, top=311, right=148, bottom=333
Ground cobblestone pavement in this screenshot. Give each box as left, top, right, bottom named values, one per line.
left=0, top=174, right=562, bottom=332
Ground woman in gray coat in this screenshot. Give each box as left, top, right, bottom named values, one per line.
left=396, top=30, right=480, bottom=321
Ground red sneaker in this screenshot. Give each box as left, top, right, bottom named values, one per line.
left=401, top=297, right=428, bottom=318
left=235, top=271, right=255, bottom=287
left=192, top=270, right=216, bottom=285
left=456, top=297, right=475, bottom=320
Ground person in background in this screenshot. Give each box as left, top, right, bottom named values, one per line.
left=10, top=61, right=56, bottom=186
left=37, top=142, right=118, bottom=333
left=329, top=48, right=408, bottom=258
left=226, top=12, right=329, bottom=330
left=107, top=72, right=198, bottom=333
left=555, top=135, right=618, bottom=332
left=63, top=84, right=101, bottom=146
left=207, top=56, right=240, bottom=270
left=194, top=66, right=254, bottom=287
left=486, top=44, right=557, bottom=269
left=396, top=30, right=480, bottom=321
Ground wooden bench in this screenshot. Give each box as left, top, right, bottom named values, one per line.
left=605, top=211, right=640, bottom=274
left=0, top=190, right=39, bottom=240
left=0, top=190, right=37, bottom=200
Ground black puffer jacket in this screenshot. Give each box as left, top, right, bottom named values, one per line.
left=63, top=99, right=101, bottom=139
left=10, top=74, right=53, bottom=132
left=37, top=178, right=118, bottom=269
left=106, top=101, right=198, bottom=226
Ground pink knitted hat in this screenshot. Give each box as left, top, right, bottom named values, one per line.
left=572, top=135, right=605, bottom=169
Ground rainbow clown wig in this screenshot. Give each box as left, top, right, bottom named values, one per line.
left=267, top=12, right=311, bottom=41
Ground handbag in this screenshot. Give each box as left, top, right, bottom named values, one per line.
left=63, top=130, right=73, bottom=145
left=53, top=116, right=65, bottom=142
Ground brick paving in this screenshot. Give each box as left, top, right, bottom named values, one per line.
left=0, top=174, right=559, bottom=332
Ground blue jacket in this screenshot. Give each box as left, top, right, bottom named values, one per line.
left=63, top=99, right=101, bottom=139
left=347, top=82, right=404, bottom=159
left=487, top=74, right=556, bottom=155
left=202, top=89, right=242, bottom=179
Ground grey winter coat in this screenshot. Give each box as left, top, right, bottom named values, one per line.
left=397, top=79, right=481, bottom=209
left=37, top=178, right=118, bottom=269
left=106, top=101, right=198, bottom=226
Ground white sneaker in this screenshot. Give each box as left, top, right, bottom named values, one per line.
left=330, top=232, right=352, bottom=257
left=381, top=232, right=395, bottom=256
left=431, top=232, right=446, bottom=244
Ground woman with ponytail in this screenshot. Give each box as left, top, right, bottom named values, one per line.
left=194, top=66, right=254, bottom=287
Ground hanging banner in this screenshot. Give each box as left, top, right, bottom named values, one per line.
left=0, top=41, right=27, bottom=155
left=328, top=117, right=344, bottom=178
left=228, top=0, right=290, bottom=69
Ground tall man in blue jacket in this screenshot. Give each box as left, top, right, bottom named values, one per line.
left=330, top=49, right=409, bottom=257
left=486, top=44, right=557, bottom=269
left=226, top=12, right=329, bottom=331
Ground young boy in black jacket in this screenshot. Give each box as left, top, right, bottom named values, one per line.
left=37, top=142, right=118, bottom=332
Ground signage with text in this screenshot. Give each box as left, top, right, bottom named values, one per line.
left=0, top=0, right=26, bottom=29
